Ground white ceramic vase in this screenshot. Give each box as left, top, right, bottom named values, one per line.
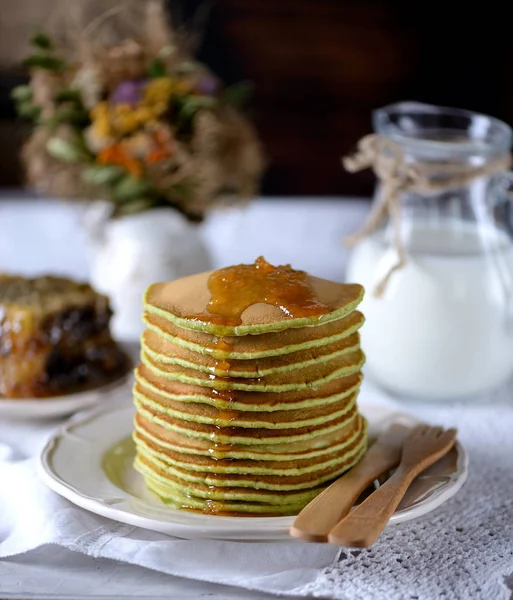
left=84, top=203, right=212, bottom=341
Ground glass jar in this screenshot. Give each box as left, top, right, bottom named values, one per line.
left=345, top=101, right=513, bottom=401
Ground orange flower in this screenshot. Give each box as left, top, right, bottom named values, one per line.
left=153, top=126, right=173, bottom=147
left=97, top=143, right=143, bottom=177
left=143, top=126, right=175, bottom=165
left=146, top=147, right=170, bottom=164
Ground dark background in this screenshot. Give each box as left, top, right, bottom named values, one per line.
left=1, top=0, right=512, bottom=196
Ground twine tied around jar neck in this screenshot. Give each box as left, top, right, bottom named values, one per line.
left=343, top=133, right=511, bottom=297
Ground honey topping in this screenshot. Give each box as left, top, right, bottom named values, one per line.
left=204, top=336, right=233, bottom=377
left=210, top=337, right=233, bottom=353
left=203, top=500, right=223, bottom=515
left=211, top=388, right=237, bottom=402
left=210, top=358, right=232, bottom=375
left=190, top=256, right=331, bottom=326
left=208, top=443, right=233, bottom=456
left=214, top=410, right=239, bottom=426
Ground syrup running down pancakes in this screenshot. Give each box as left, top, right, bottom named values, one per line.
left=133, top=257, right=368, bottom=516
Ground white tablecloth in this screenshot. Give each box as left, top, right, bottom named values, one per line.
left=0, top=195, right=367, bottom=600
left=2, top=196, right=513, bottom=600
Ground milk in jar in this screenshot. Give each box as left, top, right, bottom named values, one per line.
left=347, top=222, right=513, bottom=399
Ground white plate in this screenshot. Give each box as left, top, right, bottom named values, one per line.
left=39, top=401, right=468, bottom=541
left=0, top=374, right=133, bottom=420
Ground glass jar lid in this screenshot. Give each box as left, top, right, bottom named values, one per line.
left=374, top=101, right=512, bottom=161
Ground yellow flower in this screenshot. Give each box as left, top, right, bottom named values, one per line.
left=90, top=77, right=176, bottom=141
left=143, top=78, right=173, bottom=112
left=151, top=102, right=170, bottom=118
left=133, top=106, right=156, bottom=126
left=173, top=79, right=193, bottom=96
left=110, top=103, right=141, bottom=135
left=90, top=101, right=111, bottom=139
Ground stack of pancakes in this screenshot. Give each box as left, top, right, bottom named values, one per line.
left=133, top=265, right=368, bottom=516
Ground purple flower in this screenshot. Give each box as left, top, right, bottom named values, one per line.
left=196, top=74, right=218, bottom=96
left=111, top=79, right=148, bottom=106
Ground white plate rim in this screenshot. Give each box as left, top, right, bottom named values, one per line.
left=38, top=401, right=469, bottom=541
left=0, top=373, right=133, bottom=419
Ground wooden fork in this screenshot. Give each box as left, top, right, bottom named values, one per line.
left=328, top=425, right=457, bottom=548
left=290, top=423, right=411, bottom=542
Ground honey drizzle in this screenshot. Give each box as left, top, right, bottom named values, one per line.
left=192, top=257, right=332, bottom=514
left=188, top=256, right=331, bottom=327
left=208, top=337, right=233, bottom=377
left=203, top=336, right=238, bottom=493
left=203, top=500, right=224, bottom=515
left=209, top=336, right=235, bottom=380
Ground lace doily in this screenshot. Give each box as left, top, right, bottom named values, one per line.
left=299, top=396, right=513, bottom=600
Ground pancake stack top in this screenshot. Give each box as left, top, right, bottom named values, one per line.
left=133, top=257, right=368, bottom=516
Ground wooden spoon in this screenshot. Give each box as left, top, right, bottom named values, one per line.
left=290, top=423, right=411, bottom=542
left=328, top=425, right=457, bottom=548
